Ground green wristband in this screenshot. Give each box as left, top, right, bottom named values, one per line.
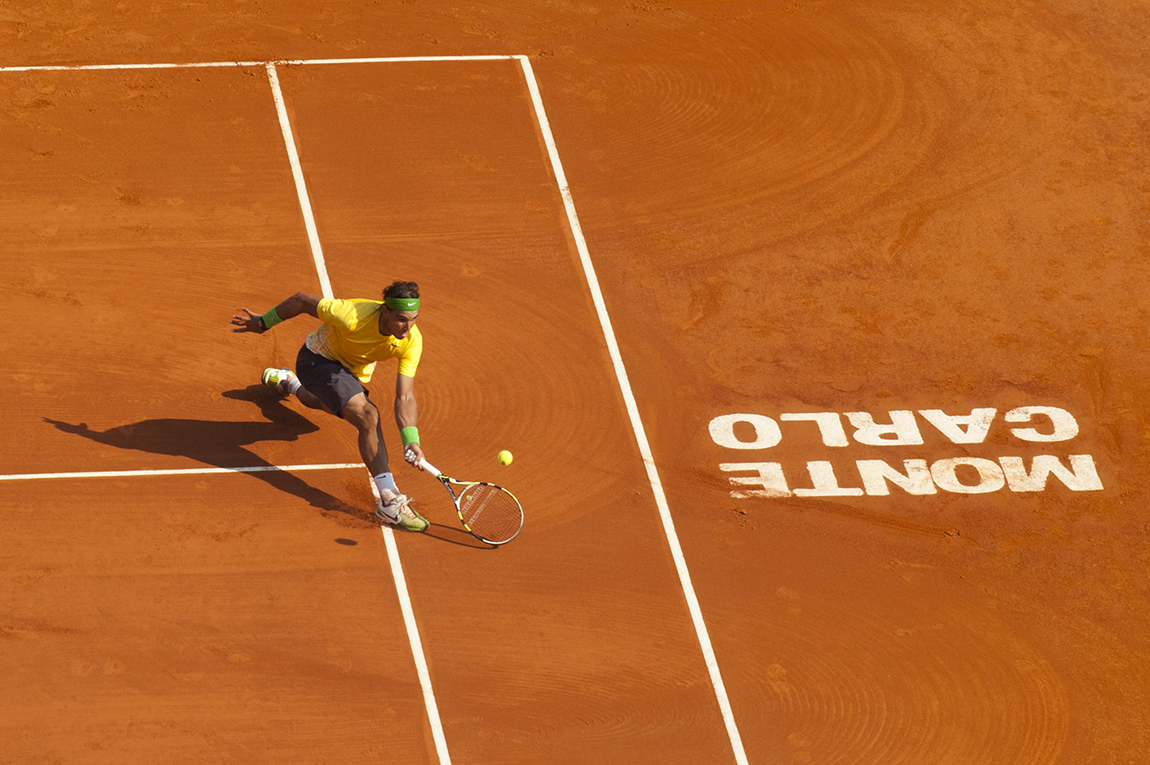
left=261, top=306, right=283, bottom=329
left=400, top=426, right=420, bottom=447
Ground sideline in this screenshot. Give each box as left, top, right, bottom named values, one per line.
left=518, top=56, right=749, bottom=765
left=265, top=62, right=453, bottom=765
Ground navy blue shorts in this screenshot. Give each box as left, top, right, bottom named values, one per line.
left=295, top=345, right=369, bottom=416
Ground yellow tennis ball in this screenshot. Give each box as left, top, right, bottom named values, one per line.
left=497, top=450, right=513, bottom=466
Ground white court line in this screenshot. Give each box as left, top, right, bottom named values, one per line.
left=382, top=524, right=449, bottom=765
left=0, top=61, right=265, bottom=72
left=281, top=55, right=515, bottom=66
left=367, top=481, right=452, bottom=765
left=265, top=63, right=453, bottom=765
left=0, top=463, right=362, bottom=482
left=265, top=63, right=333, bottom=299
left=518, top=57, right=750, bottom=765
left=0, top=55, right=515, bottom=73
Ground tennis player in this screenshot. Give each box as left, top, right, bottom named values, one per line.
left=231, top=281, right=429, bottom=532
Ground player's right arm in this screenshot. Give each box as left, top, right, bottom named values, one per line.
left=231, top=292, right=322, bottom=333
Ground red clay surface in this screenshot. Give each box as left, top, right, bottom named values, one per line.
left=2, top=2, right=1148, bottom=763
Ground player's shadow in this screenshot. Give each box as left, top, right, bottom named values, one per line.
left=43, top=385, right=369, bottom=523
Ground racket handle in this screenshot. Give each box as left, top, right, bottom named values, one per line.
left=417, top=458, right=441, bottom=476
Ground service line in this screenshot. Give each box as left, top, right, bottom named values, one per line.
left=0, top=463, right=363, bottom=482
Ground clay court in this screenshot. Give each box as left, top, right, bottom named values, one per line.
left=2, top=1, right=1148, bottom=763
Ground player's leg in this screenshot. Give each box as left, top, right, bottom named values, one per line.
left=264, top=346, right=341, bottom=413
left=275, top=347, right=427, bottom=531
left=292, top=384, right=327, bottom=411
left=340, top=393, right=428, bottom=532
left=263, top=367, right=329, bottom=411
left=340, top=392, right=389, bottom=474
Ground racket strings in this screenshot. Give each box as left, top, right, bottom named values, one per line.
left=458, top=484, right=523, bottom=543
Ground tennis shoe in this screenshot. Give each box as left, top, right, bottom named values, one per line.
left=376, top=493, right=429, bottom=532
left=262, top=367, right=297, bottom=395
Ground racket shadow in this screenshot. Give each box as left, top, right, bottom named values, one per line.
left=421, top=522, right=497, bottom=549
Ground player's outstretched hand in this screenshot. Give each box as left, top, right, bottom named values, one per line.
left=404, top=444, right=426, bottom=470
left=231, top=308, right=265, bottom=333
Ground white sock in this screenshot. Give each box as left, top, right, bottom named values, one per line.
left=284, top=375, right=302, bottom=396
left=373, top=472, right=399, bottom=501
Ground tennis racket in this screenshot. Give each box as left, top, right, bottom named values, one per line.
left=416, top=458, right=524, bottom=545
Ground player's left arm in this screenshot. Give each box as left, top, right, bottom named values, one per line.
left=395, top=371, right=425, bottom=469
left=231, top=292, right=322, bottom=333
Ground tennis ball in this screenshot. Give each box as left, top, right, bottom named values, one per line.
left=497, top=450, right=513, bottom=466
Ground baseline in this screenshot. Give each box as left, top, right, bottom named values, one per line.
left=0, top=55, right=517, bottom=73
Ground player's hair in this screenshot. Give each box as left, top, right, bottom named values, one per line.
left=383, top=281, right=419, bottom=300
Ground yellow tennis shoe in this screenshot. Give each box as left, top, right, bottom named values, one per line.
left=376, top=493, right=429, bottom=532
left=261, top=367, right=297, bottom=395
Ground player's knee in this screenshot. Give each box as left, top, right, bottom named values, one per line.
left=342, top=398, right=379, bottom=430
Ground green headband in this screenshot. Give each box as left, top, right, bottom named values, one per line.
left=384, top=296, right=420, bottom=311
